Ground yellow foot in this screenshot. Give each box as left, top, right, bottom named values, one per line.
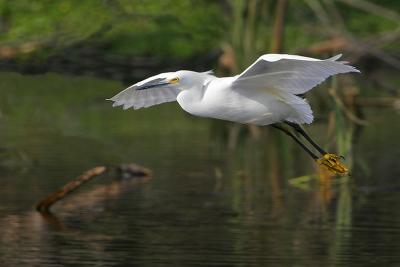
left=316, top=153, right=349, bottom=176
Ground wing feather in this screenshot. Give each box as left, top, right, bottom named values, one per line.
left=233, top=54, right=360, bottom=94
left=109, top=84, right=180, bottom=110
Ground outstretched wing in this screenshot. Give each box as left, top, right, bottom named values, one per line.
left=109, top=73, right=180, bottom=110
left=109, top=85, right=180, bottom=110
left=232, top=54, right=360, bottom=94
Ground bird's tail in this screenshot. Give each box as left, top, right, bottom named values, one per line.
left=285, top=96, right=313, bottom=124
left=269, top=88, right=313, bottom=124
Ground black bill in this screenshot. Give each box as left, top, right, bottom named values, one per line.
left=136, top=78, right=170, bottom=90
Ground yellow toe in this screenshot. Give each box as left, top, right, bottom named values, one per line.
left=316, top=153, right=349, bottom=176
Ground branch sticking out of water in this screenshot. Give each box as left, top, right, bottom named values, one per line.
left=36, top=164, right=152, bottom=214
left=36, top=166, right=108, bottom=213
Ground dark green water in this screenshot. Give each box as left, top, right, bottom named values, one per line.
left=0, top=72, right=399, bottom=266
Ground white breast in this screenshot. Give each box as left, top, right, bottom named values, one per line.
left=177, top=77, right=291, bottom=125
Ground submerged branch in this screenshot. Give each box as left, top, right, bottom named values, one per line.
left=36, top=163, right=152, bottom=214
left=36, top=166, right=107, bottom=213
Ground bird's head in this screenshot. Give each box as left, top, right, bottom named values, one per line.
left=109, top=70, right=214, bottom=110
left=134, top=70, right=212, bottom=92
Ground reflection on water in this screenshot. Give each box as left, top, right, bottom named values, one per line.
left=0, top=72, right=399, bottom=266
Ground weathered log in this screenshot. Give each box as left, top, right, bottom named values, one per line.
left=36, top=166, right=107, bottom=213
left=36, top=163, right=152, bottom=214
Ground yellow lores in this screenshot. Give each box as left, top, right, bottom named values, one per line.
left=317, top=153, right=349, bottom=175
left=169, top=77, right=180, bottom=84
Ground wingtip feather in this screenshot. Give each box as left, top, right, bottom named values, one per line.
left=328, top=54, right=342, bottom=61
left=112, top=101, right=122, bottom=107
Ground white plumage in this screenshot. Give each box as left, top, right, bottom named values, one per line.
left=109, top=54, right=359, bottom=125
left=110, top=72, right=181, bottom=109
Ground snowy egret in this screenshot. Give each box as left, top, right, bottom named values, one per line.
left=109, top=54, right=359, bottom=175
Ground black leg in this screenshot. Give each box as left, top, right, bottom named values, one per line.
left=285, top=121, right=327, bottom=155
left=272, top=125, right=318, bottom=160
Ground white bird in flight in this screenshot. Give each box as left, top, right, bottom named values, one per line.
left=109, top=54, right=359, bottom=174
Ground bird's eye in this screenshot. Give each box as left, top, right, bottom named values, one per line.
left=170, top=77, right=180, bottom=84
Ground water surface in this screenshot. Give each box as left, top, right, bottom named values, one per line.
left=0, top=72, right=399, bottom=266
